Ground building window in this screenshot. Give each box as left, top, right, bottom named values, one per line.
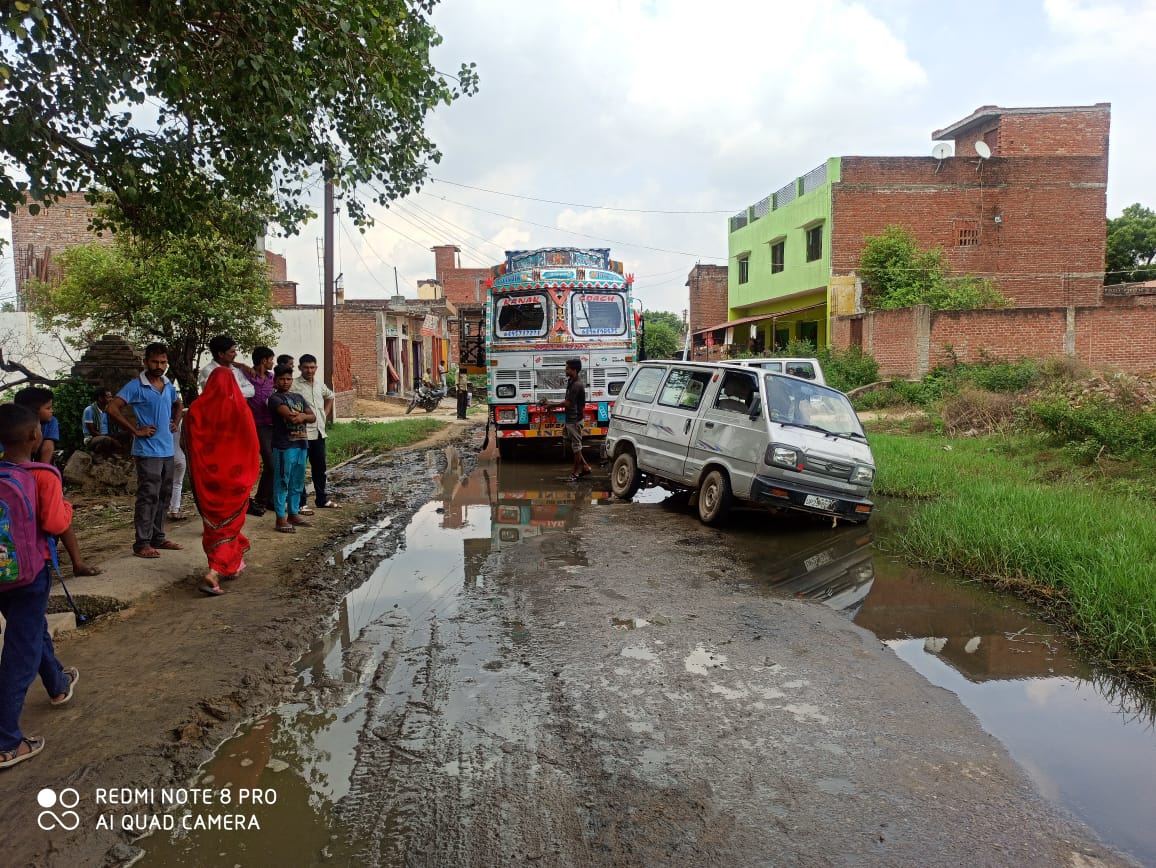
left=805, top=226, right=822, bottom=262
left=957, top=222, right=980, bottom=247
left=737, top=255, right=750, bottom=284
left=770, top=241, right=785, bottom=274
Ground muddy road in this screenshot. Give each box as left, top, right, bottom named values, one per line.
left=3, top=433, right=1132, bottom=866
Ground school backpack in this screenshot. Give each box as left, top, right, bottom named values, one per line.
left=0, top=460, right=57, bottom=591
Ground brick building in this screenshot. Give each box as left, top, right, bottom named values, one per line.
left=718, top=103, right=1111, bottom=356
left=10, top=192, right=110, bottom=308
left=685, top=264, right=729, bottom=359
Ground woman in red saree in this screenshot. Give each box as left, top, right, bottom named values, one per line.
left=183, top=366, right=260, bottom=595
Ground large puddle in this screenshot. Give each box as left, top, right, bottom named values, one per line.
left=138, top=457, right=1156, bottom=866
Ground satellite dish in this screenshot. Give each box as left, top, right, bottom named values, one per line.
left=932, top=142, right=952, bottom=160
left=974, top=140, right=992, bottom=159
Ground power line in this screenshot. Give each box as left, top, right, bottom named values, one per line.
left=429, top=177, right=734, bottom=215
left=419, top=191, right=726, bottom=262
left=338, top=218, right=396, bottom=295
left=389, top=201, right=493, bottom=268
left=339, top=216, right=417, bottom=293
left=402, top=198, right=508, bottom=260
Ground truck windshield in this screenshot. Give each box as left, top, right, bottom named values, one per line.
left=763, top=374, right=864, bottom=437
left=570, top=292, right=626, bottom=336
left=495, top=294, right=549, bottom=339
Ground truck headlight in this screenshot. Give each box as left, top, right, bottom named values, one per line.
left=495, top=384, right=515, bottom=398
left=851, top=465, right=875, bottom=484
left=766, top=445, right=798, bottom=467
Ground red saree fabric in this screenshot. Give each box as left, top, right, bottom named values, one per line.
left=185, top=366, right=260, bottom=574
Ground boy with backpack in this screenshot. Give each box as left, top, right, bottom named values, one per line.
left=11, top=387, right=103, bottom=578
left=0, top=403, right=79, bottom=770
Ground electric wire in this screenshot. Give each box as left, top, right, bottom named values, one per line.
left=419, top=191, right=726, bottom=261
left=429, top=177, right=734, bottom=215
left=338, top=218, right=396, bottom=295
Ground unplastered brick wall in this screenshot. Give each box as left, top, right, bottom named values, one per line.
left=10, top=192, right=110, bottom=298
left=687, top=264, right=729, bottom=336
left=835, top=305, right=1156, bottom=376
left=432, top=244, right=490, bottom=306
left=334, top=308, right=380, bottom=396
left=928, top=308, right=1068, bottom=367
left=1074, top=306, right=1156, bottom=372
left=832, top=149, right=1107, bottom=309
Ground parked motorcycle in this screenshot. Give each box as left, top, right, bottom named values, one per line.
left=406, top=383, right=445, bottom=414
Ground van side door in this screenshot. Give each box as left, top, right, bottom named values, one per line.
left=643, top=367, right=715, bottom=481
left=685, top=369, right=762, bottom=497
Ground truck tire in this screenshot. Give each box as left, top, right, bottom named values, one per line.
left=697, top=469, right=732, bottom=525
left=610, top=451, right=641, bottom=500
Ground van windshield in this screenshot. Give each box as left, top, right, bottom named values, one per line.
left=763, top=374, right=864, bottom=438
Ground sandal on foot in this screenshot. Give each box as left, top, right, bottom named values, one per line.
left=0, top=735, right=45, bottom=769
left=72, top=564, right=103, bottom=577
left=50, top=668, right=79, bottom=706
left=155, top=540, right=184, bottom=551
left=134, top=547, right=161, bottom=559
left=319, top=501, right=342, bottom=509
left=297, top=507, right=315, bottom=516
left=275, top=524, right=296, bottom=534
left=289, top=518, right=313, bottom=527
left=198, top=583, right=225, bottom=596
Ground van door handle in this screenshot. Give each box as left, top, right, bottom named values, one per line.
left=703, top=421, right=715, bottom=428
left=684, top=419, right=692, bottom=434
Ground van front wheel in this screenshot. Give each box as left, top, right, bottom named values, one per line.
left=610, top=451, right=641, bottom=500
left=698, top=469, right=732, bottom=525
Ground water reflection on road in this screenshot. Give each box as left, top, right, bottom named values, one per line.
left=141, top=457, right=1156, bottom=865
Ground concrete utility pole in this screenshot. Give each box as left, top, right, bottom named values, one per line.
left=323, top=177, right=335, bottom=389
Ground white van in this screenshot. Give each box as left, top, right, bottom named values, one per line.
left=722, top=357, right=826, bottom=386
left=602, top=361, right=874, bottom=526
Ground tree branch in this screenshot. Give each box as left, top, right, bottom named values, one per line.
left=0, top=346, right=61, bottom=386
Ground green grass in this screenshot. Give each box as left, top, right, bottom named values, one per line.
left=872, top=432, right=1156, bottom=677
left=327, top=418, right=447, bottom=463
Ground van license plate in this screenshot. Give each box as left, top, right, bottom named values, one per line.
left=804, top=494, right=836, bottom=511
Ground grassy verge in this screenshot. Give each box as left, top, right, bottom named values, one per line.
left=327, top=418, right=447, bottom=464
left=871, top=432, right=1156, bottom=680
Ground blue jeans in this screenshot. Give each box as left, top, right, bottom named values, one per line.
left=0, top=566, right=68, bottom=750
left=272, top=446, right=307, bottom=518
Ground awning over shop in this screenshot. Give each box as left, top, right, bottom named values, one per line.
left=693, top=302, right=826, bottom=337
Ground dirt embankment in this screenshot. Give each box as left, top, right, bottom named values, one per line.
left=1, top=422, right=481, bottom=867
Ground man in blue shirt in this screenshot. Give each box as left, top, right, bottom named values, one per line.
left=107, top=343, right=185, bottom=558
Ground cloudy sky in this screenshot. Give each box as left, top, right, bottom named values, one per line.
left=4, top=0, right=1155, bottom=315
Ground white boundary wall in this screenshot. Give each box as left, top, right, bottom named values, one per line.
left=0, top=308, right=327, bottom=384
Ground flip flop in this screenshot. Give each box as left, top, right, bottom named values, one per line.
left=297, top=507, right=316, bottom=516
left=0, top=736, right=45, bottom=769
left=319, top=501, right=342, bottom=509
left=72, top=565, right=103, bottom=577
left=134, top=547, right=161, bottom=559
left=275, top=525, right=296, bottom=534
left=198, top=583, right=225, bottom=596
left=155, top=540, right=184, bottom=550
left=50, top=668, right=79, bottom=706
left=289, top=518, right=313, bottom=527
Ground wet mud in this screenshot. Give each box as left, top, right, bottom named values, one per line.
left=140, top=456, right=1135, bottom=866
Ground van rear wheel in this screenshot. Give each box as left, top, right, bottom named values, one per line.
left=610, top=451, right=641, bottom=500
left=698, top=469, right=732, bottom=525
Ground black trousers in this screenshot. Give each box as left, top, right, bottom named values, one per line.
left=255, top=425, right=274, bottom=507
left=300, top=436, right=328, bottom=508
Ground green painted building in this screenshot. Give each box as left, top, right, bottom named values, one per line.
left=722, top=157, right=841, bottom=352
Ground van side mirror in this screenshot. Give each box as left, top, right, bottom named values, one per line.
left=748, top=397, right=762, bottom=420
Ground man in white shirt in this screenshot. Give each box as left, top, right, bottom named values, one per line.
left=293, top=353, right=340, bottom=511
left=197, top=334, right=256, bottom=398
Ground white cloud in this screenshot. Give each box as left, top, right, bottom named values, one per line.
left=1043, top=0, right=1156, bottom=66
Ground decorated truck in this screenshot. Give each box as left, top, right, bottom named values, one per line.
left=470, top=247, right=640, bottom=458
